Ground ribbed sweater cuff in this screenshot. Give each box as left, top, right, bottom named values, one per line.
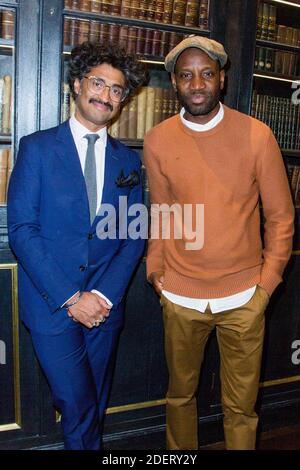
left=259, top=266, right=282, bottom=296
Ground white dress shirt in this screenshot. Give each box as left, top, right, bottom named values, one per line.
left=162, top=103, right=256, bottom=313
left=63, top=114, right=112, bottom=308
left=69, top=113, right=107, bottom=213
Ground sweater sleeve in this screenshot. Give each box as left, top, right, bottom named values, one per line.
left=257, top=129, right=295, bottom=296
left=143, top=135, right=172, bottom=279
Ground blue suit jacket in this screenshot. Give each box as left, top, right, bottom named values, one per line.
left=7, top=120, right=145, bottom=334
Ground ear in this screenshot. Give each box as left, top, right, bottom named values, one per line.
left=171, top=72, right=177, bottom=92
left=219, top=69, right=225, bottom=91
left=74, top=78, right=81, bottom=96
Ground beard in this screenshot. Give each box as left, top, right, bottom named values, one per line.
left=178, top=88, right=222, bottom=117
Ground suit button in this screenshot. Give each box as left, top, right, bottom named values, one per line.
left=79, top=265, right=87, bottom=272
left=88, top=233, right=93, bottom=240
left=42, top=294, right=49, bottom=300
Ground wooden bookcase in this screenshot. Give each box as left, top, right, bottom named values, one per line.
left=0, top=0, right=300, bottom=450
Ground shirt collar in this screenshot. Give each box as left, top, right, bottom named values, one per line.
left=69, top=113, right=107, bottom=147
left=180, top=102, right=224, bottom=132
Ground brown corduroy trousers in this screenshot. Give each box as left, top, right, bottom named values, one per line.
left=161, top=285, right=269, bottom=450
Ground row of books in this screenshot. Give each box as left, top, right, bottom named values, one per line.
left=64, top=18, right=186, bottom=57
left=257, top=2, right=300, bottom=46
left=108, top=86, right=179, bottom=139
left=64, top=0, right=210, bottom=29
left=254, top=46, right=299, bottom=77
left=0, top=75, right=12, bottom=135
left=0, top=10, right=14, bottom=41
left=0, top=148, right=12, bottom=205
left=252, top=91, right=300, bottom=150
left=287, top=164, right=300, bottom=206
left=61, top=83, right=179, bottom=139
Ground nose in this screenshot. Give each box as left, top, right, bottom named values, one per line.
left=98, top=84, right=111, bottom=101
left=190, top=75, right=205, bottom=91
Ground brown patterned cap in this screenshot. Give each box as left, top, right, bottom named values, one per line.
left=165, top=35, right=228, bottom=72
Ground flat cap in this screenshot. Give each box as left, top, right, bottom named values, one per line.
left=165, top=35, right=228, bottom=72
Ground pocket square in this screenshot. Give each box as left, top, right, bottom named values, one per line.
left=115, top=170, right=140, bottom=188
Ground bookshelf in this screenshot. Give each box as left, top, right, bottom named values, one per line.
left=0, top=7, right=14, bottom=206
left=61, top=1, right=211, bottom=144
left=1, top=0, right=300, bottom=451
left=251, top=0, right=300, bottom=247
left=252, top=0, right=300, bottom=152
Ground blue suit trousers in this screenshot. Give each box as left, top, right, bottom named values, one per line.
left=31, top=319, right=121, bottom=450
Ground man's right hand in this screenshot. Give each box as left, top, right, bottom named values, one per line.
left=67, top=292, right=111, bottom=328
left=148, top=271, right=165, bottom=295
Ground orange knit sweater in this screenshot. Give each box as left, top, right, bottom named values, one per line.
left=144, top=105, right=294, bottom=298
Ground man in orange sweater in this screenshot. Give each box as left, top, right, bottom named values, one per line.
left=144, top=36, right=294, bottom=450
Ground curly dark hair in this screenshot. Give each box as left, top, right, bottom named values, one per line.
left=68, top=42, right=147, bottom=101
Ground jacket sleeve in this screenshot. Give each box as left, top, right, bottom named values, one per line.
left=7, top=136, right=80, bottom=312
left=257, top=129, right=295, bottom=295
left=88, top=153, right=145, bottom=306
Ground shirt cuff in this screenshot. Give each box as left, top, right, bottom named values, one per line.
left=92, top=289, right=113, bottom=307
left=61, top=291, right=80, bottom=308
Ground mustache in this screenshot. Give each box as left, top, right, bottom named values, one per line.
left=89, top=98, right=113, bottom=111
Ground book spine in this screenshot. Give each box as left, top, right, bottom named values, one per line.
left=69, top=19, right=79, bottom=46
left=0, top=78, right=4, bottom=131
left=146, top=1, right=156, bottom=22
left=136, top=28, right=146, bottom=55
left=64, top=18, right=71, bottom=46
left=80, top=0, right=91, bottom=11
left=151, top=29, right=162, bottom=57
left=172, top=1, right=186, bottom=26
left=153, top=87, right=163, bottom=126
left=90, top=1, right=101, bottom=12
left=89, top=20, right=100, bottom=42
left=261, top=3, right=270, bottom=40
left=128, top=94, right=138, bottom=139
left=137, top=87, right=147, bottom=139
left=0, top=149, right=8, bottom=204
left=100, top=1, right=111, bottom=14
left=2, top=10, right=14, bottom=40
left=163, top=0, right=174, bottom=24
left=71, top=0, right=81, bottom=9
left=121, top=0, right=131, bottom=17
left=267, top=5, right=277, bottom=41
left=130, top=0, right=140, bottom=20
left=78, top=20, right=90, bottom=44
left=185, top=0, right=199, bottom=27
left=2, top=75, right=12, bottom=134
left=145, top=87, right=155, bottom=133
left=5, top=149, right=13, bottom=203
left=127, top=26, right=137, bottom=54
left=118, top=102, right=129, bottom=138
left=110, top=0, right=122, bottom=15
left=119, top=25, right=129, bottom=49
left=108, top=23, right=120, bottom=46
left=256, top=1, right=264, bottom=39
left=155, top=1, right=164, bottom=23
left=64, top=0, right=73, bottom=9
left=99, top=23, right=110, bottom=44
left=144, top=29, right=154, bottom=56
left=139, top=0, right=149, bottom=20
left=198, top=0, right=209, bottom=30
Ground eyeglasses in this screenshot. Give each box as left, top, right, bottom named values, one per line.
left=84, top=76, right=127, bottom=103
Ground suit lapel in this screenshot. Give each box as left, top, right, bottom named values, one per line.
left=54, top=120, right=90, bottom=216
left=100, top=135, right=121, bottom=206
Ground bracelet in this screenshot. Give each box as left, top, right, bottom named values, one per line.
left=65, top=292, right=82, bottom=309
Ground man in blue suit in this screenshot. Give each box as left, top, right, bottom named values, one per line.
left=7, top=42, right=146, bottom=450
